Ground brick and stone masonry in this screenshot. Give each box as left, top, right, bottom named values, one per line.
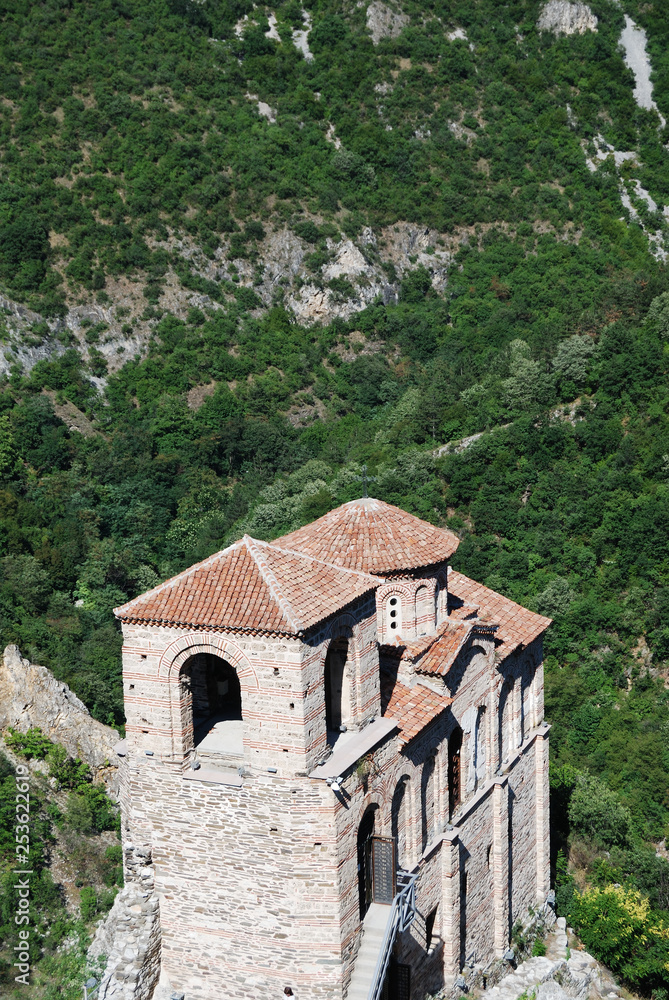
left=111, top=498, right=551, bottom=999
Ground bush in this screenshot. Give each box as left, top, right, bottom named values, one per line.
left=568, top=773, right=632, bottom=848
left=64, top=785, right=117, bottom=834
left=555, top=849, right=576, bottom=917
left=570, top=884, right=669, bottom=993
left=4, top=726, right=53, bottom=759
left=79, top=886, right=98, bottom=922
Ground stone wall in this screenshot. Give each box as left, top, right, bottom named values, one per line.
left=120, top=592, right=379, bottom=775
left=0, top=644, right=120, bottom=789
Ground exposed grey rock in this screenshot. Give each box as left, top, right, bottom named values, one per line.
left=292, top=9, right=313, bottom=61
left=0, top=644, right=120, bottom=783
left=366, top=1, right=409, bottom=45
left=620, top=15, right=666, bottom=125
left=535, top=983, right=572, bottom=1000
left=537, top=2, right=597, bottom=36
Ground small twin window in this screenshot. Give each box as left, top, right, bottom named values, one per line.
left=386, top=595, right=402, bottom=637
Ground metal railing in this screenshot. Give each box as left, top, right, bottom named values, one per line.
left=367, top=870, right=419, bottom=1000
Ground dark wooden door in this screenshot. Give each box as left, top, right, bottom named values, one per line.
left=381, top=960, right=411, bottom=1000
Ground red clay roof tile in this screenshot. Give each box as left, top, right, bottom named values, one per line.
left=114, top=536, right=381, bottom=634
left=382, top=673, right=452, bottom=744
left=413, top=621, right=474, bottom=676
left=448, top=569, right=551, bottom=651
left=273, top=497, right=459, bottom=575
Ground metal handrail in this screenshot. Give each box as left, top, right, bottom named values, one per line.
left=367, top=870, right=419, bottom=1000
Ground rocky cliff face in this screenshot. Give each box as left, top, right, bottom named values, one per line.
left=0, top=219, right=453, bottom=381
left=537, top=1, right=597, bottom=36
left=0, top=644, right=120, bottom=782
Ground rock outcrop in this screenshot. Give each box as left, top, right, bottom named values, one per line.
left=537, top=2, right=597, bottom=36
left=0, top=644, right=120, bottom=777
left=366, top=1, right=409, bottom=45
left=88, top=881, right=161, bottom=1000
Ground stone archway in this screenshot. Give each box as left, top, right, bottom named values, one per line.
left=158, top=633, right=257, bottom=759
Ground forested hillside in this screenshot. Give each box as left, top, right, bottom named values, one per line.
left=1, top=0, right=669, bottom=994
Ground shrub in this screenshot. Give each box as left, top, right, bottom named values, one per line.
left=570, top=884, right=669, bottom=993
left=4, top=726, right=53, bottom=759
left=64, top=784, right=117, bottom=834
left=79, top=885, right=98, bottom=922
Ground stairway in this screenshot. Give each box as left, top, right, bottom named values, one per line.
left=346, top=903, right=393, bottom=1000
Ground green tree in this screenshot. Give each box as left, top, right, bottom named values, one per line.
left=569, top=773, right=632, bottom=848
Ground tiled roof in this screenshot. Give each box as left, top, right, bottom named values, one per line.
left=114, top=536, right=381, bottom=634
left=448, top=569, right=551, bottom=652
left=382, top=671, right=452, bottom=745
left=413, top=621, right=475, bottom=676
left=273, top=497, right=459, bottom=575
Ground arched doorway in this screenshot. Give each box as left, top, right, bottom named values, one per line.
left=357, top=806, right=377, bottom=920
left=448, top=727, right=463, bottom=819
left=184, top=653, right=243, bottom=757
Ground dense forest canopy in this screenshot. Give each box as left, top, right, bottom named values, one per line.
left=1, top=0, right=669, bottom=994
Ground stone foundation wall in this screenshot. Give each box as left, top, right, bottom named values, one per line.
left=88, top=883, right=161, bottom=1000
left=122, top=755, right=344, bottom=1000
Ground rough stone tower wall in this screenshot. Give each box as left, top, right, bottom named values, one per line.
left=117, top=594, right=383, bottom=999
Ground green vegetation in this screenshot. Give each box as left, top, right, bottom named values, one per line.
left=0, top=0, right=667, bottom=314
left=1, top=0, right=669, bottom=992
left=0, top=734, right=119, bottom=996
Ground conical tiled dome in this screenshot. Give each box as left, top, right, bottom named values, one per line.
left=273, top=497, right=459, bottom=575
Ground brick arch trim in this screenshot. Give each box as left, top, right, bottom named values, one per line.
left=318, top=612, right=365, bottom=669
left=158, top=632, right=259, bottom=691
left=377, top=582, right=415, bottom=603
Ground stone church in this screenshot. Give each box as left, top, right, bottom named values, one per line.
left=114, top=497, right=551, bottom=1000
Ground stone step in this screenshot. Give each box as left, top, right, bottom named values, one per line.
left=346, top=904, right=394, bottom=1000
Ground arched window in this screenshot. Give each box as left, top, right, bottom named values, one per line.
left=386, top=594, right=402, bottom=639
left=421, top=755, right=436, bottom=851
left=498, top=679, right=513, bottom=766
left=448, top=727, right=463, bottom=818
left=473, top=706, right=486, bottom=790
left=324, top=638, right=350, bottom=738
left=416, top=585, right=434, bottom=637
left=182, top=653, right=243, bottom=758
left=391, top=777, right=410, bottom=870
left=435, top=573, right=448, bottom=625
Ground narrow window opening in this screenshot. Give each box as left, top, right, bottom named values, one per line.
left=324, top=638, right=350, bottom=742
left=425, top=906, right=438, bottom=952
left=448, top=726, right=463, bottom=818
left=386, top=595, right=402, bottom=638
